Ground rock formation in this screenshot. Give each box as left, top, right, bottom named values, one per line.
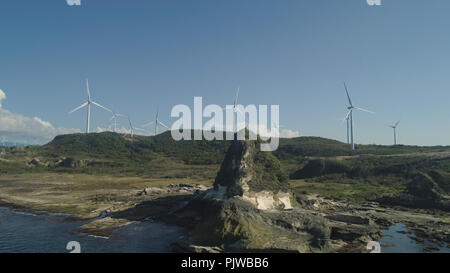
left=209, top=138, right=291, bottom=210
left=172, top=139, right=332, bottom=252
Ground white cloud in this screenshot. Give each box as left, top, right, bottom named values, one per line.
left=279, top=129, right=300, bottom=138
left=215, top=121, right=300, bottom=139
left=0, top=89, right=80, bottom=144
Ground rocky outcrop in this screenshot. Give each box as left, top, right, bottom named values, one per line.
left=175, top=197, right=331, bottom=252
left=57, top=157, right=89, bottom=168
left=27, top=158, right=46, bottom=168
left=137, top=184, right=211, bottom=196
left=170, top=139, right=333, bottom=252
left=211, top=139, right=291, bottom=210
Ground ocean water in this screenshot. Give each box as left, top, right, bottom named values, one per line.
left=1, top=206, right=448, bottom=253
left=380, top=223, right=450, bottom=253
left=0, top=206, right=185, bottom=253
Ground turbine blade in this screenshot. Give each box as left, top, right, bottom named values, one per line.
left=91, top=101, right=111, bottom=112
left=127, top=116, right=133, bottom=129
left=69, top=102, right=88, bottom=114
left=354, top=106, right=374, bottom=114
left=158, top=121, right=170, bottom=129
left=86, top=79, right=91, bottom=101
left=142, top=120, right=155, bottom=127
left=395, top=120, right=400, bottom=127
left=235, top=107, right=245, bottom=118
left=234, top=87, right=240, bottom=107
left=344, top=110, right=352, bottom=121
left=344, top=82, right=353, bottom=106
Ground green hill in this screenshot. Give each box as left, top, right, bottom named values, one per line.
left=274, top=136, right=449, bottom=160
left=1, top=131, right=450, bottom=201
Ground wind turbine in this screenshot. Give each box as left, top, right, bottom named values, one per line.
left=109, top=109, right=127, bottom=133
left=127, top=116, right=135, bottom=138
left=126, top=116, right=147, bottom=138
left=387, top=120, right=400, bottom=145
left=338, top=115, right=351, bottom=144
left=223, top=87, right=246, bottom=134
left=69, top=79, right=111, bottom=133
left=142, top=106, right=169, bottom=135
left=343, top=83, right=374, bottom=150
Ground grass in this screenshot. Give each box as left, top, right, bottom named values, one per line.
left=290, top=176, right=408, bottom=204
left=1, top=131, right=450, bottom=207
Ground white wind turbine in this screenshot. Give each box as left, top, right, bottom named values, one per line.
left=223, top=87, right=246, bottom=134
left=338, top=115, right=351, bottom=144
left=343, top=83, right=374, bottom=150
left=69, top=79, right=111, bottom=133
left=126, top=116, right=147, bottom=138
left=387, top=120, right=400, bottom=145
left=109, top=109, right=127, bottom=133
left=142, top=106, right=169, bottom=135
left=127, top=116, right=135, bottom=138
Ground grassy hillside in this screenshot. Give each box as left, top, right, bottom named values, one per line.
left=275, top=136, right=449, bottom=159
left=0, top=131, right=230, bottom=179
left=1, top=131, right=449, bottom=204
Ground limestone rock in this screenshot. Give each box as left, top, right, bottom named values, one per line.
left=170, top=139, right=332, bottom=252
left=212, top=139, right=290, bottom=210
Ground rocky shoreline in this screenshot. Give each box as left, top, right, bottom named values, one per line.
left=121, top=139, right=449, bottom=253
left=1, top=139, right=449, bottom=253
left=1, top=181, right=448, bottom=253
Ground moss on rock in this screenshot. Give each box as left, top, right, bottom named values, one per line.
left=214, top=139, right=289, bottom=197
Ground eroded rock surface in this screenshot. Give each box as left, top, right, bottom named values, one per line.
left=212, top=139, right=291, bottom=210
left=169, top=139, right=333, bottom=252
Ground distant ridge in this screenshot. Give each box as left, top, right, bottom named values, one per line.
left=41, top=131, right=450, bottom=163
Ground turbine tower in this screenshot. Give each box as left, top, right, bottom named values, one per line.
left=127, top=116, right=135, bottom=138
left=69, top=79, right=111, bottom=133
left=346, top=116, right=350, bottom=144
left=387, top=121, right=400, bottom=145
left=343, top=83, right=374, bottom=150
left=109, top=109, right=127, bottom=133
left=339, top=115, right=351, bottom=144
left=142, top=106, right=169, bottom=135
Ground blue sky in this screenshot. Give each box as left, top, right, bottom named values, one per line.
left=0, top=0, right=449, bottom=145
